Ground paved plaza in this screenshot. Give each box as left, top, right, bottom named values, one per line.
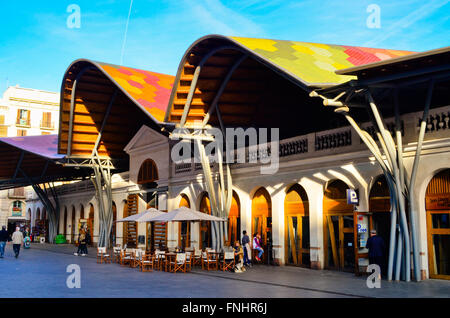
left=0, top=243, right=449, bottom=298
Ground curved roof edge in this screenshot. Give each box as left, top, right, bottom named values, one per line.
left=0, top=134, right=63, bottom=160
left=163, top=34, right=414, bottom=123
left=60, top=58, right=174, bottom=127
left=336, top=46, right=450, bottom=76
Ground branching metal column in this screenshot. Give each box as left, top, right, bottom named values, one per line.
left=172, top=53, right=247, bottom=251
left=311, top=83, right=437, bottom=282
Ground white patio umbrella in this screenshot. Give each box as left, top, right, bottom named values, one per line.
left=115, top=208, right=165, bottom=223
left=146, top=206, right=226, bottom=222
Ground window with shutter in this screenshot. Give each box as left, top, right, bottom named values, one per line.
left=42, top=112, right=52, bottom=128
left=0, top=115, right=7, bottom=137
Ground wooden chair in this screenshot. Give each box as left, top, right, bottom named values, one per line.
left=97, top=247, right=111, bottom=264
left=131, top=249, right=144, bottom=268
left=192, top=249, right=202, bottom=266
left=222, top=251, right=235, bottom=271
left=202, top=250, right=218, bottom=271
left=185, top=251, right=193, bottom=272
left=140, top=253, right=155, bottom=272
left=153, top=250, right=161, bottom=269
left=112, top=246, right=121, bottom=263
left=120, top=249, right=133, bottom=266
left=170, top=253, right=187, bottom=273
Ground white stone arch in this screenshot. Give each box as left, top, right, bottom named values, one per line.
left=60, top=205, right=68, bottom=236
left=415, top=163, right=450, bottom=279
left=87, top=200, right=97, bottom=243
left=196, top=190, right=210, bottom=212
left=176, top=187, right=195, bottom=210
left=78, top=203, right=86, bottom=220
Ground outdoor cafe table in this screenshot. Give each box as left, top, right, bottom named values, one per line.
left=155, top=252, right=167, bottom=271
left=165, top=253, right=177, bottom=272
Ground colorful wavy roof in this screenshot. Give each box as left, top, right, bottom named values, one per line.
left=96, top=62, right=175, bottom=123
left=229, top=36, right=415, bottom=86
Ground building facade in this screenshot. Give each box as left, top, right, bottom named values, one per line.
left=26, top=103, right=450, bottom=279
left=0, top=85, right=59, bottom=235
left=22, top=37, right=450, bottom=282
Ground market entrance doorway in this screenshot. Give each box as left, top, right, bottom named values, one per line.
left=252, top=187, right=272, bottom=264
left=369, top=175, right=391, bottom=276
left=324, top=180, right=355, bottom=272
left=426, top=169, right=450, bottom=280
left=285, top=184, right=310, bottom=267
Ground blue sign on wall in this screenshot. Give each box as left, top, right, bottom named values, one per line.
left=347, top=189, right=359, bottom=205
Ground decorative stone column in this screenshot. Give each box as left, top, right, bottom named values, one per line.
left=301, top=178, right=325, bottom=270
left=270, top=188, right=285, bottom=266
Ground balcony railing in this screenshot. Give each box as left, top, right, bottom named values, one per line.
left=40, top=120, right=55, bottom=130
left=421, top=111, right=450, bottom=133
left=315, top=130, right=351, bottom=151
left=171, top=104, right=450, bottom=175
left=16, top=118, right=30, bottom=127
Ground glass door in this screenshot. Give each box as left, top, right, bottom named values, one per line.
left=179, top=221, right=190, bottom=250
left=253, top=216, right=270, bottom=263
left=286, top=215, right=310, bottom=267
left=427, top=210, right=450, bottom=279
left=342, top=215, right=355, bottom=272
left=325, top=214, right=355, bottom=271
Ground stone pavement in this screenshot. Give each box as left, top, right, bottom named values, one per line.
left=0, top=243, right=449, bottom=298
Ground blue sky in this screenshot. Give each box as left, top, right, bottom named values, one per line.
left=0, top=0, right=449, bottom=92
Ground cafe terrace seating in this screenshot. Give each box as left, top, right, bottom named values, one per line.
left=221, top=251, right=235, bottom=271
left=140, top=253, right=155, bottom=272
left=169, top=253, right=187, bottom=273
left=120, top=248, right=133, bottom=266
left=202, top=249, right=219, bottom=271
left=96, top=247, right=111, bottom=264
left=112, top=245, right=121, bottom=263
left=131, top=249, right=144, bottom=268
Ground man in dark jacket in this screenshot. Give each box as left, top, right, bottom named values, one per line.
left=0, top=225, right=9, bottom=258
left=366, top=229, right=385, bottom=278
left=241, top=231, right=251, bottom=266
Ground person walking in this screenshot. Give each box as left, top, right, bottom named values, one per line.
left=252, top=233, right=264, bottom=262
left=0, top=225, right=9, bottom=258
left=84, top=229, right=91, bottom=255
left=74, top=230, right=87, bottom=256
left=11, top=227, right=24, bottom=258
left=241, top=230, right=251, bottom=267
left=366, top=229, right=385, bottom=279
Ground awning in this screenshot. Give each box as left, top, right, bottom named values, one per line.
left=0, top=134, right=87, bottom=190
left=116, top=208, right=165, bottom=223
left=8, top=217, right=28, bottom=221
left=147, top=206, right=226, bottom=222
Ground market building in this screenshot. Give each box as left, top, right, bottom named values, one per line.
left=17, top=36, right=450, bottom=281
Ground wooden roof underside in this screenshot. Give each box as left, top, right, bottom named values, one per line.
left=165, top=37, right=357, bottom=139
left=59, top=61, right=163, bottom=159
